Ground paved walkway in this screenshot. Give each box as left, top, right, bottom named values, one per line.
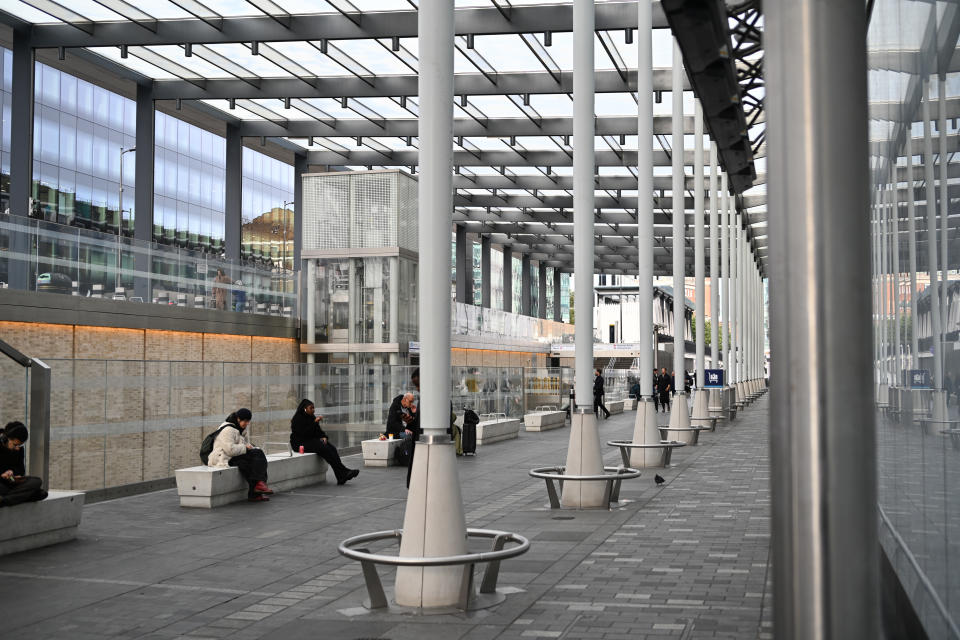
left=2, top=394, right=772, bottom=640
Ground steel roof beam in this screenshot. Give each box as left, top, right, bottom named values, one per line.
left=150, top=68, right=685, bottom=100
left=307, top=148, right=708, bottom=166
left=21, top=2, right=666, bottom=49
left=232, top=114, right=695, bottom=138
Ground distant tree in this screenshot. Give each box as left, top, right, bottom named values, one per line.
left=690, top=317, right=722, bottom=351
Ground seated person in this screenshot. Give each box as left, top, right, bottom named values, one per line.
left=387, top=392, right=420, bottom=440
left=208, top=409, right=273, bottom=502
left=290, top=399, right=359, bottom=485
left=0, top=422, right=48, bottom=507
left=629, top=380, right=642, bottom=400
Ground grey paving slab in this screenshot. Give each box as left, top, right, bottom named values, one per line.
left=2, top=395, right=772, bottom=639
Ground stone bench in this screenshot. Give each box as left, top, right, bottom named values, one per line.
left=606, top=400, right=625, bottom=415
left=361, top=438, right=403, bottom=467
left=524, top=408, right=566, bottom=432
left=624, top=397, right=638, bottom=410
left=477, top=414, right=522, bottom=445
left=0, top=491, right=85, bottom=556
left=175, top=452, right=328, bottom=508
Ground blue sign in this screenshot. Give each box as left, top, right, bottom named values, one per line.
left=704, top=369, right=724, bottom=388
left=910, top=369, right=931, bottom=389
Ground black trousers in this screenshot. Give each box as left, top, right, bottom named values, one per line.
left=0, top=476, right=45, bottom=506
left=229, top=450, right=268, bottom=497
left=653, top=393, right=659, bottom=411
left=658, top=391, right=671, bottom=412
left=300, top=438, right=351, bottom=482
left=593, top=393, right=610, bottom=418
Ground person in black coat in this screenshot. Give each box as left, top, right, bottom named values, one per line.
left=290, top=399, right=359, bottom=485
left=593, top=369, right=610, bottom=419
left=387, top=393, right=420, bottom=440
left=652, top=369, right=660, bottom=412
left=0, top=422, right=47, bottom=507
left=657, top=367, right=672, bottom=412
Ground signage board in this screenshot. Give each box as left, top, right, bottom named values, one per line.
left=910, top=369, right=931, bottom=389
left=704, top=369, right=724, bottom=388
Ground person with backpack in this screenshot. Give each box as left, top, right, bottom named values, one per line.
left=0, top=421, right=47, bottom=507
left=205, top=409, right=272, bottom=502
left=290, top=399, right=359, bottom=485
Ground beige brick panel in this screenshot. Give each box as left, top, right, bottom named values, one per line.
left=75, top=326, right=144, bottom=360
left=252, top=336, right=299, bottom=363
left=0, top=321, right=75, bottom=359
left=203, top=334, right=252, bottom=362
left=145, top=330, right=203, bottom=361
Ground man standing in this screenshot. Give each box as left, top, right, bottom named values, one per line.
left=658, top=367, right=672, bottom=413
left=593, top=369, right=611, bottom=419
left=652, top=368, right=661, bottom=412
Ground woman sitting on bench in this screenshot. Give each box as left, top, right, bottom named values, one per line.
left=208, top=409, right=273, bottom=502
left=0, top=422, right=48, bottom=507
left=290, top=399, right=359, bottom=486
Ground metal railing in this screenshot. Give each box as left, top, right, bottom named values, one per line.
left=0, top=338, right=50, bottom=482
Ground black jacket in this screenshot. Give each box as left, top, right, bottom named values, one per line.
left=290, top=412, right=328, bottom=448
left=387, top=394, right=420, bottom=439
left=0, top=435, right=25, bottom=477
left=657, top=374, right=671, bottom=394
left=593, top=374, right=605, bottom=397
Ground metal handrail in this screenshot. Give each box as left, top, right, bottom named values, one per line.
left=0, top=337, right=31, bottom=367
left=528, top=465, right=641, bottom=509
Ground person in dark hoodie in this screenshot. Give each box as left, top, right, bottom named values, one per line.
left=0, top=421, right=47, bottom=507
left=290, top=399, right=359, bottom=485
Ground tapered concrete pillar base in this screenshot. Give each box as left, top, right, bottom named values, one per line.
left=912, top=389, right=930, bottom=417
left=630, top=398, right=662, bottom=468
left=395, top=441, right=468, bottom=608
left=669, top=392, right=691, bottom=429
left=725, top=387, right=737, bottom=420
left=708, top=388, right=723, bottom=419
left=735, top=382, right=746, bottom=404
left=690, top=389, right=711, bottom=428
left=561, top=410, right=607, bottom=508
left=877, top=383, right=889, bottom=406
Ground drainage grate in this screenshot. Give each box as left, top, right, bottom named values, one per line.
left=552, top=516, right=575, bottom=520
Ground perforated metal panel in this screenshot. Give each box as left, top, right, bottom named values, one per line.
left=352, top=172, right=395, bottom=248
left=397, top=172, right=418, bottom=253
left=303, top=173, right=350, bottom=250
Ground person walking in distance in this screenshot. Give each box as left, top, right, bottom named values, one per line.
left=652, top=369, right=660, bottom=412
left=593, top=369, right=611, bottom=419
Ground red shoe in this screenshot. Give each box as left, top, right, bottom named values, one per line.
left=254, top=481, right=274, bottom=495
left=248, top=494, right=269, bottom=502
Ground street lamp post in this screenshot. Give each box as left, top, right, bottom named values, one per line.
left=117, top=146, right=136, bottom=290
left=282, top=200, right=294, bottom=273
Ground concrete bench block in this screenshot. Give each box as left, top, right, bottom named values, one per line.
left=476, top=418, right=522, bottom=445
left=362, top=438, right=402, bottom=467
left=606, top=400, right=625, bottom=415
left=0, top=491, right=85, bottom=556
left=176, top=453, right=328, bottom=508
left=624, top=398, right=638, bottom=410
left=524, top=410, right=566, bottom=432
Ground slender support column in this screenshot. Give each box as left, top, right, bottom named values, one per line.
left=922, top=78, right=943, bottom=394
left=879, top=181, right=888, bottom=402
left=395, top=0, right=467, bottom=608
left=553, top=268, right=562, bottom=321
left=521, top=253, right=532, bottom=316
left=563, top=0, right=606, bottom=508
left=906, top=136, right=919, bottom=369
left=939, top=77, right=950, bottom=338
left=294, top=154, right=306, bottom=274
left=481, top=236, right=492, bottom=309
left=8, top=29, right=34, bottom=291
left=538, top=262, right=547, bottom=319
left=734, top=217, right=743, bottom=404
left=892, top=181, right=900, bottom=390
left=502, top=246, right=513, bottom=313
left=668, top=41, right=690, bottom=430
left=455, top=224, right=470, bottom=303
left=709, top=145, right=720, bottom=369
left=721, top=172, right=732, bottom=416
left=631, top=0, right=659, bottom=466
left=691, top=101, right=709, bottom=425
left=133, top=81, right=155, bottom=302
left=224, top=123, right=243, bottom=262
left=766, top=1, right=879, bottom=637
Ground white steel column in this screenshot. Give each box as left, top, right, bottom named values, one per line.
left=906, top=135, right=919, bottom=369
left=879, top=179, right=889, bottom=404
left=734, top=216, right=744, bottom=404
left=721, top=172, right=732, bottom=416
left=891, top=181, right=901, bottom=389
left=939, top=77, right=950, bottom=338
left=692, top=101, right=710, bottom=425
left=922, top=78, right=945, bottom=414
left=630, top=0, right=659, bottom=467
left=709, top=144, right=721, bottom=416
left=668, top=42, right=691, bottom=430
left=562, top=0, right=606, bottom=507
left=396, top=0, right=467, bottom=608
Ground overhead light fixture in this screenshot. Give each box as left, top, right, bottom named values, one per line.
left=120, top=45, right=128, bottom=59
left=228, top=98, right=236, bottom=109
left=175, top=98, right=182, bottom=110
left=341, top=97, right=348, bottom=108
left=260, top=136, right=266, bottom=146
left=509, top=136, right=516, bottom=146
left=392, top=36, right=400, bottom=52
left=544, top=31, right=552, bottom=47
left=619, top=134, right=626, bottom=145
left=308, top=137, right=314, bottom=146
left=319, top=39, right=328, bottom=54
left=251, top=41, right=259, bottom=55
left=356, top=136, right=363, bottom=146
left=405, top=136, right=413, bottom=146
left=625, top=29, right=633, bottom=45
left=400, top=96, right=407, bottom=108
left=460, top=95, right=468, bottom=107
left=57, top=46, right=65, bottom=61
left=184, top=43, right=192, bottom=57
left=655, top=91, right=662, bottom=103
left=283, top=97, right=291, bottom=109
left=523, top=93, right=531, bottom=106
left=467, top=34, right=475, bottom=49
